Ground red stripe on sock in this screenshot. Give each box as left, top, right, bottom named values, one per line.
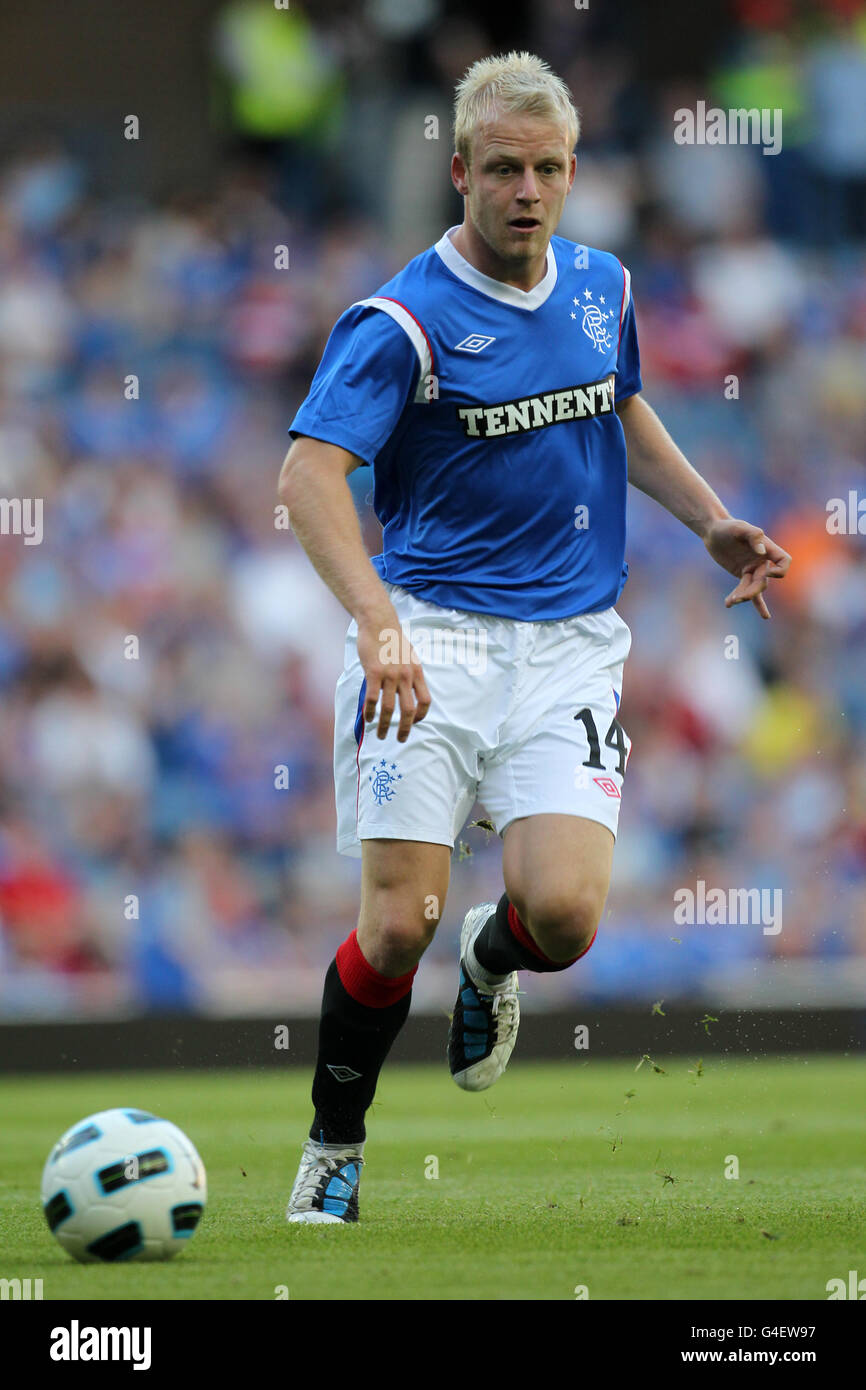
left=506, top=901, right=548, bottom=961
left=507, top=902, right=596, bottom=966
left=336, top=929, right=417, bottom=1008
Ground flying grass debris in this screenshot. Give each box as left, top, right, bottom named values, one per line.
left=635, top=1054, right=667, bottom=1074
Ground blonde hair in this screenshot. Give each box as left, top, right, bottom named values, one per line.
left=454, top=52, right=580, bottom=167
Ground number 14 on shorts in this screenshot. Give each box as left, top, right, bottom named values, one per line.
left=573, top=705, right=629, bottom=797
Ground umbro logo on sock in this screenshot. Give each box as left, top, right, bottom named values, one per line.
left=326, top=1064, right=362, bottom=1083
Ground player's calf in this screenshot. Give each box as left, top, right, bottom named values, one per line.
left=447, top=892, right=601, bottom=1092
left=509, top=890, right=601, bottom=964
left=287, top=839, right=450, bottom=1223
left=472, top=892, right=599, bottom=977
left=448, top=902, right=521, bottom=1092
left=500, top=813, right=613, bottom=966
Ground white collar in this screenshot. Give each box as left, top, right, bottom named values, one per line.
left=434, top=225, right=557, bottom=310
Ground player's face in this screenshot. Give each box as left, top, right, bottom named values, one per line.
left=453, top=111, right=576, bottom=283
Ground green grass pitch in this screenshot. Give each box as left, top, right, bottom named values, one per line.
left=1, top=1055, right=862, bottom=1300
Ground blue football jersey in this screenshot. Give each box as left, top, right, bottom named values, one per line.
left=289, top=226, right=642, bottom=620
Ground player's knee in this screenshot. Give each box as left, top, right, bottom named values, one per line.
left=360, top=914, right=437, bottom=974
left=522, top=890, right=602, bottom=963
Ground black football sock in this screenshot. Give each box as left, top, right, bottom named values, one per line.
left=309, top=933, right=416, bottom=1146
left=471, top=892, right=593, bottom=976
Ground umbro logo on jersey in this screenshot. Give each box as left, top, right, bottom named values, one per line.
left=454, top=334, right=496, bottom=353
left=326, top=1064, right=362, bottom=1083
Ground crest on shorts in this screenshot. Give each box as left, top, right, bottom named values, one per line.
left=369, top=758, right=403, bottom=805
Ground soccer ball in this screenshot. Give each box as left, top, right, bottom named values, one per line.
left=41, top=1108, right=207, bottom=1263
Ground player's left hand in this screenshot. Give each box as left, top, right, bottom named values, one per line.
left=702, top=517, right=791, bottom=620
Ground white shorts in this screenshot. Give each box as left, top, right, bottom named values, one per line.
left=334, top=583, right=633, bottom=857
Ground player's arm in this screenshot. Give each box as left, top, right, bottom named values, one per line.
left=278, top=436, right=393, bottom=631
left=617, top=392, right=791, bottom=619
left=278, top=437, right=430, bottom=742
left=617, top=392, right=730, bottom=536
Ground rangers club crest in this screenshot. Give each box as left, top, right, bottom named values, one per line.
left=370, top=758, right=403, bottom=805
left=571, top=289, right=613, bottom=353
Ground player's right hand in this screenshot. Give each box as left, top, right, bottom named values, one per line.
left=357, top=612, right=431, bottom=743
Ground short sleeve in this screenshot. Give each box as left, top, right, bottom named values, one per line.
left=615, top=288, right=642, bottom=403
left=289, top=304, right=421, bottom=466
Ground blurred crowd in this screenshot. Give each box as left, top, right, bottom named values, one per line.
left=0, top=0, right=864, bottom=1017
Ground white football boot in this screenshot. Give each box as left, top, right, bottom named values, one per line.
left=286, top=1138, right=365, bottom=1224
left=447, top=902, right=521, bottom=1091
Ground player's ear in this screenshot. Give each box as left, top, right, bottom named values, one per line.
left=451, top=151, right=469, bottom=196
left=567, top=152, right=576, bottom=190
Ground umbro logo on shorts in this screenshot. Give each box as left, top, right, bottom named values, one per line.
left=594, top=776, right=621, bottom=798
left=454, top=334, right=496, bottom=353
